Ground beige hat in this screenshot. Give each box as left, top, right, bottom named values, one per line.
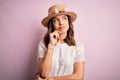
left=41, top=4, right=77, bottom=27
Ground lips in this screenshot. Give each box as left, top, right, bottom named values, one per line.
left=58, top=26, right=65, bottom=30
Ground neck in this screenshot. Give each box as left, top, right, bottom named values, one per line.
left=58, top=32, right=67, bottom=43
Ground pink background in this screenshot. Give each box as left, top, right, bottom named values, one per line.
left=0, top=0, right=120, bottom=80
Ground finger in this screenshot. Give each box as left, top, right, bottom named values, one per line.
left=52, top=31, right=59, bottom=39
left=54, top=30, right=61, bottom=34
left=53, top=34, right=57, bottom=39
left=57, top=31, right=62, bottom=34
left=54, top=31, right=59, bottom=40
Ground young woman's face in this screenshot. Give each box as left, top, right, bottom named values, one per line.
left=52, top=15, right=69, bottom=33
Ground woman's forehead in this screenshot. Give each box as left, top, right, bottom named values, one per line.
left=53, top=14, right=68, bottom=19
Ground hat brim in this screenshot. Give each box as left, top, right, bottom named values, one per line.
left=41, top=12, right=77, bottom=27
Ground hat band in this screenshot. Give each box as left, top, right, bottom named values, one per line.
left=48, top=8, right=69, bottom=16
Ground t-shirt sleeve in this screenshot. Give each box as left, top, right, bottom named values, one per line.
left=37, top=40, right=47, bottom=59
left=74, top=43, right=85, bottom=63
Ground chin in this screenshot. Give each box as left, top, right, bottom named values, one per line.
left=60, top=30, right=67, bottom=33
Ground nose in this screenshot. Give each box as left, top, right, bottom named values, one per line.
left=59, top=19, right=64, bottom=25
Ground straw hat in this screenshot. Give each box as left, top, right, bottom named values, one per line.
left=41, top=4, right=77, bottom=27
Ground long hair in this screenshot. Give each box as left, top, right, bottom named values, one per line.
left=43, top=15, right=76, bottom=47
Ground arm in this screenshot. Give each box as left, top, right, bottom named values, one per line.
left=38, top=30, right=59, bottom=79
left=38, top=43, right=54, bottom=79
left=49, top=62, right=85, bottom=80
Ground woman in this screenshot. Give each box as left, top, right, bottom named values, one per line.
left=36, top=4, right=85, bottom=80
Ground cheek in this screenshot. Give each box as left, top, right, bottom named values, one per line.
left=53, top=24, right=59, bottom=30
left=66, top=25, right=69, bottom=31
left=66, top=22, right=69, bottom=29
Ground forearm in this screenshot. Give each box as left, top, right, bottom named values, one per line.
left=49, top=73, right=83, bottom=80
left=38, top=48, right=53, bottom=78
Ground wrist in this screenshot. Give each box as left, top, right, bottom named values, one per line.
left=47, top=43, right=54, bottom=52
left=48, top=43, right=54, bottom=48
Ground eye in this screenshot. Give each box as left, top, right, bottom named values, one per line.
left=63, top=16, right=68, bottom=20
left=52, top=18, right=59, bottom=23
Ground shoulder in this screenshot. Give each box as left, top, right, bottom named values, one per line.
left=76, top=41, right=84, bottom=48
left=38, top=40, right=46, bottom=49
left=75, top=41, right=85, bottom=52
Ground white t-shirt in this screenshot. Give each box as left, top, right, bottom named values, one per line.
left=37, top=40, right=85, bottom=76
